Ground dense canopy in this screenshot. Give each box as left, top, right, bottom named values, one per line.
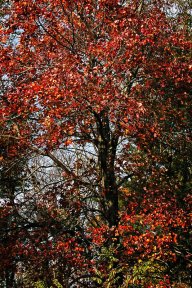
left=0, top=0, right=191, bottom=287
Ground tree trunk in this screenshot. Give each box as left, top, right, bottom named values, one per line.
left=97, top=109, right=119, bottom=227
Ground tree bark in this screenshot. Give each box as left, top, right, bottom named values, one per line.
left=96, top=109, right=119, bottom=227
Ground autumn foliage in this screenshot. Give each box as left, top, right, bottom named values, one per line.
left=0, top=0, right=191, bottom=287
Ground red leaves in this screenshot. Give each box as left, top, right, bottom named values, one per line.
left=0, top=0, right=191, bottom=286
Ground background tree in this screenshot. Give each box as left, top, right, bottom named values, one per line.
left=0, top=0, right=191, bottom=287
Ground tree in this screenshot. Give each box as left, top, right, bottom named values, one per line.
left=0, top=0, right=191, bottom=287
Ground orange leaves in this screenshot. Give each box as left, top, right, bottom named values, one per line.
left=43, top=116, right=52, bottom=128
left=119, top=187, right=131, bottom=196
left=64, top=139, right=72, bottom=146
